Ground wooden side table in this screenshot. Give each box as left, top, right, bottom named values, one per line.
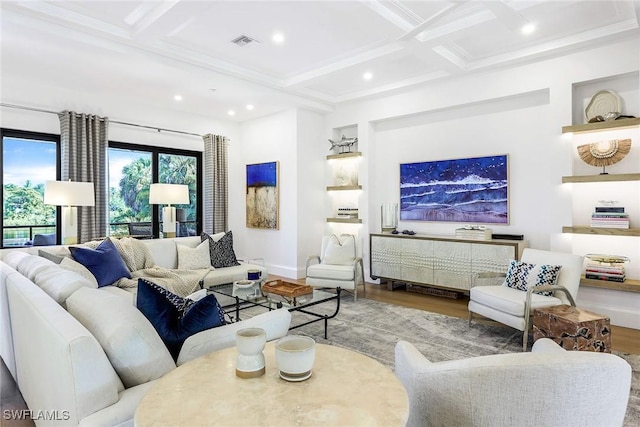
left=532, top=304, right=611, bottom=353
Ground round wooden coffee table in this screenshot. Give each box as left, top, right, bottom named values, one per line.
left=134, top=342, right=409, bottom=426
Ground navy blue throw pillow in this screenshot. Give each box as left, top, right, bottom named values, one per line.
left=69, top=238, right=131, bottom=287
left=136, top=278, right=226, bottom=360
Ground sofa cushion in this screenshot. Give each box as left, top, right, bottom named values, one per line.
left=70, top=238, right=131, bottom=287
left=176, top=240, right=211, bottom=270
left=32, top=265, right=96, bottom=306
left=16, top=255, right=56, bottom=281
left=504, top=260, right=561, bottom=296
left=66, top=287, right=176, bottom=388
left=2, top=250, right=31, bottom=269
left=201, top=231, right=240, bottom=268
left=136, top=278, right=226, bottom=360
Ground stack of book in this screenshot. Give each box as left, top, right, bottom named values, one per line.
left=590, top=206, right=629, bottom=229
left=455, top=227, right=492, bottom=240
left=585, top=262, right=626, bottom=282
left=337, top=208, right=358, bottom=219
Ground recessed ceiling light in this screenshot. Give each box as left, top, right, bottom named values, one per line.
left=363, top=72, right=373, bottom=81
left=272, top=32, right=285, bottom=44
left=521, top=23, right=536, bottom=35
left=228, top=110, right=236, bottom=116
left=174, top=95, right=183, bottom=101
left=246, top=104, right=255, bottom=110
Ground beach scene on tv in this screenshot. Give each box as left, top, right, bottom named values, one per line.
left=400, top=155, right=508, bottom=224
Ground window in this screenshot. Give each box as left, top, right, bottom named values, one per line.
left=1, top=129, right=60, bottom=248
left=108, top=148, right=153, bottom=236
left=159, top=153, right=198, bottom=236
left=109, top=142, right=202, bottom=238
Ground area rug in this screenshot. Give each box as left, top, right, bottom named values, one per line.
left=281, top=296, right=639, bottom=427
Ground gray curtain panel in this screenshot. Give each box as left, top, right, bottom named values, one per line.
left=203, top=134, right=229, bottom=233
left=58, top=110, right=108, bottom=243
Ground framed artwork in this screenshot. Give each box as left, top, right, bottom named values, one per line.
left=246, top=161, right=279, bottom=229
left=400, top=154, right=508, bottom=224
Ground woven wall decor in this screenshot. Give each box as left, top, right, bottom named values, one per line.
left=577, top=138, right=631, bottom=174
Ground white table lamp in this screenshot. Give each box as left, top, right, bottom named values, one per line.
left=44, top=180, right=95, bottom=244
left=149, top=183, right=189, bottom=238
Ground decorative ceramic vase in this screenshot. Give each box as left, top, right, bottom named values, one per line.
left=275, top=335, right=316, bottom=382
left=235, top=328, right=266, bottom=378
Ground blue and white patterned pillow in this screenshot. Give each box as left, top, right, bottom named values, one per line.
left=504, top=260, right=561, bottom=296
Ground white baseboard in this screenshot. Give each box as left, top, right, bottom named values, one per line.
left=577, top=287, right=640, bottom=330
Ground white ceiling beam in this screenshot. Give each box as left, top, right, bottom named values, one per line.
left=283, top=42, right=407, bottom=87
left=397, top=2, right=467, bottom=42
left=127, top=0, right=182, bottom=36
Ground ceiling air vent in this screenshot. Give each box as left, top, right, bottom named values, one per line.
left=230, top=35, right=259, bottom=47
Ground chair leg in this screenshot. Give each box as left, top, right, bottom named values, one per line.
left=468, top=310, right=473, bottom=326
left=522, top=330, right=528, bottom=352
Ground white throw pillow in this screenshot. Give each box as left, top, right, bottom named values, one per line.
left=66, top=287, right=176, bottom=388
left=322, top=234, right=356, bottom=266
left=176, top=240, right=212, bottom=270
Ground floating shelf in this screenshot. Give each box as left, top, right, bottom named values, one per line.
left=326, top=151, right=362, bottom=160
left=561, top=173, right=640, bottom=183
left=326, top=218, right=362, bottom=224
left=562, top=226, right=640, bottom=237
left=580, top=276, right=640, bottom=293
left=326, top=185, right=362, bottom=191
left=561, top=117, right=640, bottom=134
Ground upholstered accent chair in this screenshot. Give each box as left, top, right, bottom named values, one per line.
left=468, top=248, right=584, bottom=351
left=395, top=338, right=632, bottom=427
left=305, top=234, right=364, bottom=300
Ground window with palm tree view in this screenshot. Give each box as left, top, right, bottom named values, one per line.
left=1, top=129, right=58, bottom=247
left=108, top=144, right=200, bottom=238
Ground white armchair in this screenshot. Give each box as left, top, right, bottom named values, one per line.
left=468, top=248, right=584, bottom=351
left=395, top=338, right=632, bottom=427
left=305, top=234, right=364, bottom=300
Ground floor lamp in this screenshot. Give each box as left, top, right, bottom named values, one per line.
left=149, top=183, right=189, bottom=238
left=44, top=180, right=95, bottom=245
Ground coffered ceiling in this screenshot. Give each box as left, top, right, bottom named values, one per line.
left=1, top=1, right=639, bottom=121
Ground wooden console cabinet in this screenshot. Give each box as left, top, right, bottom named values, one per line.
left=370, top=233, right=526, bottom=293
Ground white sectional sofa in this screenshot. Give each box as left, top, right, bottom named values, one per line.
left=0, top=236, right=291, bottom=426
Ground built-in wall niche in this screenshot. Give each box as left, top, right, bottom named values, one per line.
left=329, top=124, right=358, bottom=155
left=571, top=71, right=639, bottom=126
left=326, top=124, right=362, bottom=225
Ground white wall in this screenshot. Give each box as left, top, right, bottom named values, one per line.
left=323, top=37, right=640, bottom=328
left=233, top=110, right=298, bottom=276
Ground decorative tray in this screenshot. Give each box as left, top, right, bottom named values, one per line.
left=262, top=280, right=313, bottom=298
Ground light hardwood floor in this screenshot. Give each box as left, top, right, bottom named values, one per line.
left=271, top=275, right=640, bottom=355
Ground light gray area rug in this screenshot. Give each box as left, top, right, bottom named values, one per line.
left=279, top=296, right=640, bottom=427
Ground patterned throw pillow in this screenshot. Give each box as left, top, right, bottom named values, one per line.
left=136, top=278, right=226, bottom=360
left=176, top=240, right=211, bottom=270
left=200, top=231, right=240, bottom=268
left=504, top=260, right=561, bottom=296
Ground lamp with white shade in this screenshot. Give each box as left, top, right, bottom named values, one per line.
left=149, top=183, right=189, bottom=238
left=44, top=180, right=95, bottom=244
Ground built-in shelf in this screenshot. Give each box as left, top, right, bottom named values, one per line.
left=562, top=226, right=640, bottom=237
left=562, top=173, right=640, bottom=183
left=326, top=151, right=362, bottom=160
left=580, top=276, right=640, bottom=293
left=561, top=117, right=640, bottom=134
left=326, top=218, right=362, bottom=224
left=326, top=185, right=362, bottom=191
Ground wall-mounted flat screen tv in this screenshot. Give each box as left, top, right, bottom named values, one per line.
left=400, top=154, right=508, bottom=224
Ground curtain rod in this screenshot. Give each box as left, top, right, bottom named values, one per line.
left=0, top=102, right=203, bottom=138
